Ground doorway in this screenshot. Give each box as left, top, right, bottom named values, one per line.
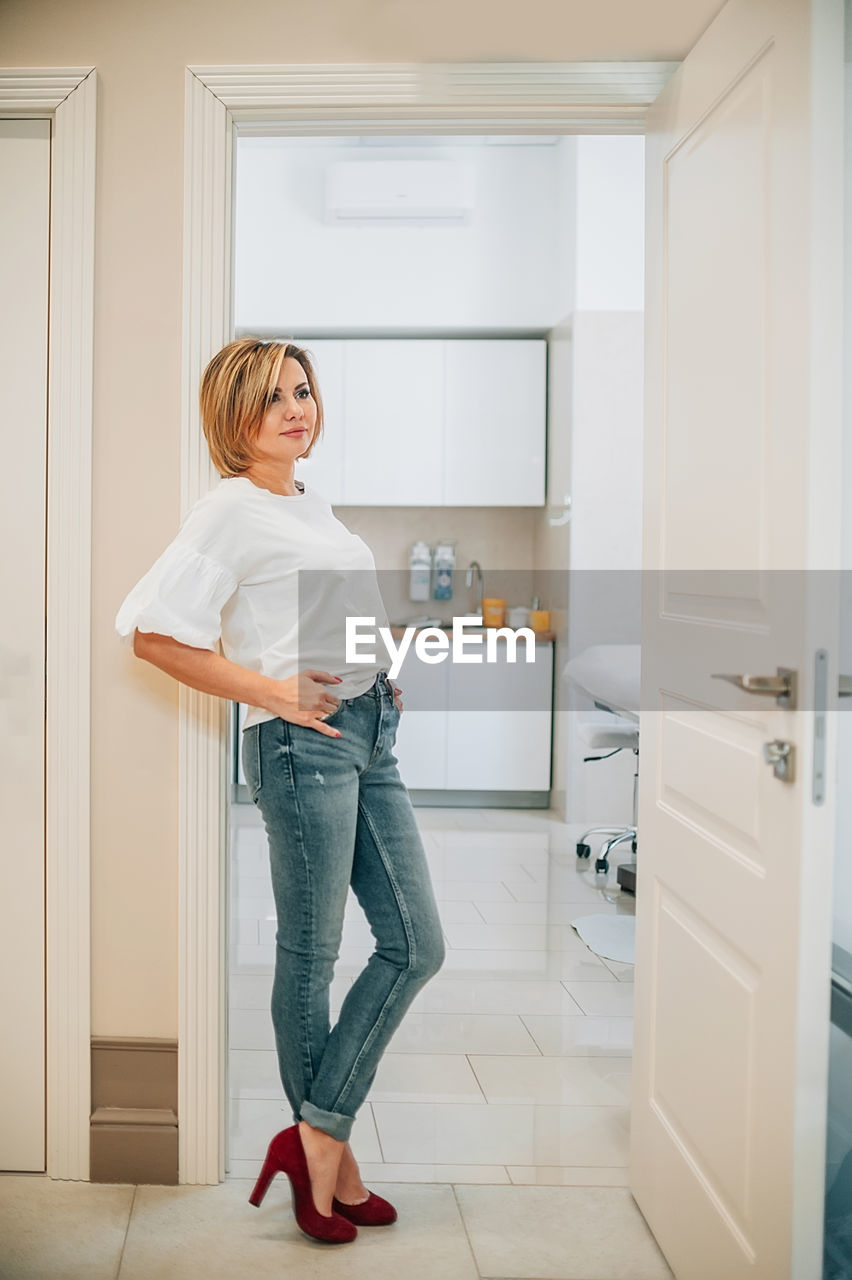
left=224, top=131, right=646, bottom=1197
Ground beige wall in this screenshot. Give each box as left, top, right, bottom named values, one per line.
left=0, top=0, right=708, bottom=1040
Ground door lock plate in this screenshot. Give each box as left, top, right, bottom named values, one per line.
left=762, top=739, right=795, bottom=783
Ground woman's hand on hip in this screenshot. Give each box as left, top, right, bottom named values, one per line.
left=264, top=670, right=343, bottom=736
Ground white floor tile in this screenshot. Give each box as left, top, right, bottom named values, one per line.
left=229, top=1049, right=280, bottom=1099
left=386, top=1012, right=541, bottom=1056
left=0, top=1177, right=133, bottom=1280
left=442, top=921, right=596, bottom=951
left=563, top=982, right=635, bottom=1016
left=468, top=1054, right=632, bottom=1106
left=508, top=1164, right=631, bottom=1187
left=229, top=1009, right=275, bottom=1052
left=367, top=1053, right=487, bottom=1104
left=231, top=894, right=277, bottom=921
left=520, top=1014, right=634, bottom=1056
left=437, top=900, right=487, bottom=923
left=355, top=1162, right=511, bottom=1184
left=228, top=1098, right=381, bottom=1163
left=122, top=1181, right=479, bottom=1280
left=455, top=1184, right=673, bottom=1279
left=433, top=948, right=616, bottom=981
left=231, top=918, right=259, bottom=946
left=475, top=897, right=628, bottom=925
left=435, top=879, right=517, bottom=902
left=232, top=944, right=275, bottom=968
left=229, top=972, right=273, bottom=1009
left=409, top=978, right=585, bottom=1016
left=371, top=1102, right=631, bottom=1167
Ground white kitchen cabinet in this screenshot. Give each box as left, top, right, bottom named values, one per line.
left=295, top=339, right=345, bottom=504
left=391, top=654, right=450, bottom=789
left=445, top=641, right=552, bottom=790
left=392, top=636, right=553, bottom=794
left=341, top=340, right=445, bottom=505
left=443, top=339, right=546, bottom=506
left=296, top=338, right=546, bottom=506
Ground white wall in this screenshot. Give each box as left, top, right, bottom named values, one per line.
left=560, top=134, right=645, bottom=826
left=235, top=136, right=573, bottom=331
left=575, top=135, right=646, bottom=311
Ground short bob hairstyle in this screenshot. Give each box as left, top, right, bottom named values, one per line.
left=199, top=336, right=324, bottom=477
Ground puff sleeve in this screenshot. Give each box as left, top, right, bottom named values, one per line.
left=115, top=495, right=241, bottom=651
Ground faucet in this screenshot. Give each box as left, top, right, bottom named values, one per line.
left=465, top=560, right=484, bottom=622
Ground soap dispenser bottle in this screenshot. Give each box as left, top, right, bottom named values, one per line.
left=433, top=541, right=456, bottom=601
left=409, top=541, right=432, bottom=602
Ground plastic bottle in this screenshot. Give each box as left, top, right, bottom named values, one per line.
left=432, top=541, right=456, bottom=601
left=409, top=541, right=433, bottom=602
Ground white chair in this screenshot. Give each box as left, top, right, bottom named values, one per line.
left=562, top=645, right=641, bottom=882
left=575, top=718, right=638, bottom=874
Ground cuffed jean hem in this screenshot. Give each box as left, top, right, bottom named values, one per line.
left=299, top=1100, right=356, bottom=1142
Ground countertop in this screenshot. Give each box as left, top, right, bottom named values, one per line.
left=388, top=623, right=555, bottom=643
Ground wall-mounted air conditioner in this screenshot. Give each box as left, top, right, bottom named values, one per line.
left=324, top=161, right=475, bottom=223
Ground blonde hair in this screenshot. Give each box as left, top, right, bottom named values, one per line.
left=199, top=337, right=324, bottom=477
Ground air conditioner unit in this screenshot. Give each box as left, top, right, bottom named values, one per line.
left=324, top=161, right=475, bottom=223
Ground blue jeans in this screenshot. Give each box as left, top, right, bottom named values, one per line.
left=240, top=670, right=446, bottom=1142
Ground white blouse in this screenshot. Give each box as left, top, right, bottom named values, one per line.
left=115, top=476, right=393, bottom=729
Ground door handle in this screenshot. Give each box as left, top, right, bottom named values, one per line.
left=710, top=667, right=797, bottom=709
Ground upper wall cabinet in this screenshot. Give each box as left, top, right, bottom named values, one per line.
left=296, top=339, right=345, bottom=502
left=443, top=340, right=546, bottom=506
left=296, top=338, right=546, bottom=507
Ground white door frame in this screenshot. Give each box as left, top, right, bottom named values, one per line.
left=179, top=59, right=676, bottom=1184
left=0, top=67, right=96, bottom=1180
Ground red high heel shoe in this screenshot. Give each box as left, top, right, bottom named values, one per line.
left=332, top=1190, right=398, bottom=1226
left=248, top=1124, right=357, bottom=1244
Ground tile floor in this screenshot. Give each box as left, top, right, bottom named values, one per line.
left=0, top=806, right=673, bottom=1280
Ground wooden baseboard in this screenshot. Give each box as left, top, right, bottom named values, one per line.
left=90, top=1037, right=178, bottom=1184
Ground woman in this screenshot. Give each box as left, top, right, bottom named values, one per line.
left=116, top=337, right=446, bottom=1245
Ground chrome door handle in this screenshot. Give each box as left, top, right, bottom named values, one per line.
left=710, top=667, right=797, bottom=709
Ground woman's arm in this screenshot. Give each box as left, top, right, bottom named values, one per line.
left=133, top=630, right=343, bottom=736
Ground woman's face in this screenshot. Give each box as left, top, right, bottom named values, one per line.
left=251, top=355, right=318, bottom=466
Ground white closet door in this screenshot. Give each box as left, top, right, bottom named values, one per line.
left=443, top=339, right=546, bottom=506
left=296, top=339, right=345, bottom=504
left=0, top=120, right=50, bottom=1172
left=342, top=340, right=444, bottom=505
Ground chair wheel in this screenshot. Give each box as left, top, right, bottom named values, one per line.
left=631, top=839, right=637, bottom=854
left=576, top=842, right=591, bottom=859
left=595, top=858, right=609, bottom=873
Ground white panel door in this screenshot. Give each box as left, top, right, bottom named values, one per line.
left=342, top=340, right=444, bottom=505
left=296, top=339, right=345, bottom=504
left=443, top=339, right=546, bottom=506
left=632, top=2, right=842, bottom=1277
left=0, top=120, right=50, bottom=1172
